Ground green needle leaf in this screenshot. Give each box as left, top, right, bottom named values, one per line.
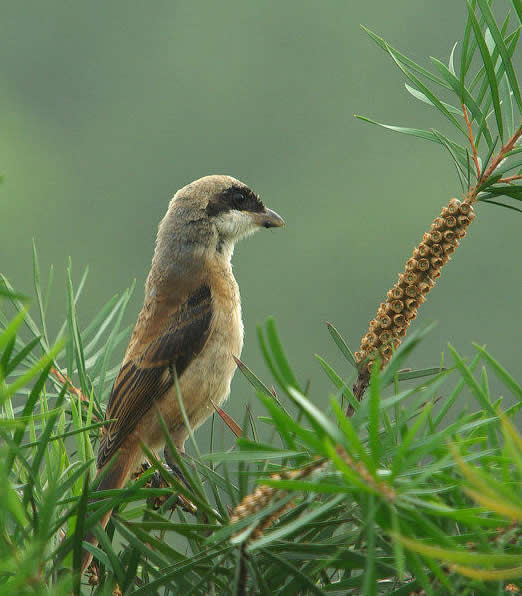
left=467, top=1, right=504, bottom=141
left=325, top=322, right=357, bottom=369
left=430, top=56, right=494, bottom=148
left=476, top=0, right=522, bottom=112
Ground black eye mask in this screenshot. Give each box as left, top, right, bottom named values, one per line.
left=206, top=185, right=265, bottom=217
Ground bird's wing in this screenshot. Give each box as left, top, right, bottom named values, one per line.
left=97, top=284, right=213, bottom=468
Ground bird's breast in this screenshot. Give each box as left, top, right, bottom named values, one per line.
left=174, top=268, right=243, bottom=431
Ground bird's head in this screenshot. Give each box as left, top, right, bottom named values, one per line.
left=162, top=175, right=284, bottom=259
left=182, top=174, right=283, bottom=234
left=152, top=176, right=284, bottom=277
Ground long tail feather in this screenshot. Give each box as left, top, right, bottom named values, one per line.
left=80, top=453, right=134, bottom=574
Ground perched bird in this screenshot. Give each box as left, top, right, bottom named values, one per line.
left=82, top=175, right=284, bottom=571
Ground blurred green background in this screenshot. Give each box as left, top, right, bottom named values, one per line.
left=1, top=1, right=520, bottom=446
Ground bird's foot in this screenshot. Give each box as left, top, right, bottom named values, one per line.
left=135, top=460, right=197, bottom=514
left=86, top=562, right=99, bottom=586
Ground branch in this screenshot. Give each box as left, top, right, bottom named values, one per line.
left=462, top=104, right=481, bottom=178
left=50, top=367, right=101, bottom=423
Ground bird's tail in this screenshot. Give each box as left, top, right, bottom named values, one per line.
left=80, top=454, right=134, bottom=574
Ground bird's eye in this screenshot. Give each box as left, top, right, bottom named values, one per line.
left=209, top=185, right=264, bottom=216
left=231, top=191, right=245, bottom=209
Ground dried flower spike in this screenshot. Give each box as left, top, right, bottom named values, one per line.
left=354, top=198, right=475, bottom=374
left=229, top=459, right=326, bottom=542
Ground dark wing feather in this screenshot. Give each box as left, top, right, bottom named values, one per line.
left=97, top=284, right=212, bottom=468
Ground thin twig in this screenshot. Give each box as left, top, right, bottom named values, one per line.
left=237, top=545, right=248, bottom=596
left=462, top=104, right=481, bottom=178
left=472, top=126, right=522, bottom=198
left=50, top=367, right=85, bottom=401
left=498, top=174, right=522, bottom=184
left=50, top=367, right=101, bottom=423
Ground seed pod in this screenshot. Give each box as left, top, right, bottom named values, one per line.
left=381, top=345, right=393, bottom=359
left=430, top=243, right=443, bottom=256
left=418, top=281, right=433, bottom=294
left=405, top=309, right=417, bottom=320
left=393, top=313, right=406, bottom=327
left=417, top=258, right=430, bottom=271
left=378, top=314, right=392, bottom=329
left=387, top=286, right=403, bottom=300
left=430, top=230, right=443, bottom=243
left=379, top=330, right=393, bottom=344
left=400, top=271, right=418, bottom=285
left=363, top=332, right=378, bottom=345
left=405, top=258, right=418, bottom=271
left=431, top=217, right=445, bottom=230
left=384, top=303, right=396, bottom=316
left=447, top=200, right=460, bottom=214
left=417, top=243, right=431, bottom=257
left=391, top=300, right=404, bottom=313
left=405, top=285, right=418, bottom=298
left=405, top=298, right=418, bottom=310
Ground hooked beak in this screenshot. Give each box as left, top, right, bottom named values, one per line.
left=252, top=207, right=285, bottom=229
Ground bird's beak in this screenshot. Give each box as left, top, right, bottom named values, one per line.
left=251, top=207, right=285, bottom=229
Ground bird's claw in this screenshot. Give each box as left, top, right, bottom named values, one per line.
left=133, top=461, right=197, bottom=514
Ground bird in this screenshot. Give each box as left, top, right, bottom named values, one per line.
left=81, top=174, right=284, bottom=572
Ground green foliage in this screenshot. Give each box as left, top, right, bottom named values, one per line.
left=1, top=246, right=521, bottom=595
left=1, top=2, right=521, bottom=594
left=357, top=0, right=522, bottom=210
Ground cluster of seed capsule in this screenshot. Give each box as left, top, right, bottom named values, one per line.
left=229, top=481, right=281, bottom=525
left=229, top=460, right=326, bottom=540
left=355, top=198, right=475, bottom=371
left=336, top=445, right=396, bottom=502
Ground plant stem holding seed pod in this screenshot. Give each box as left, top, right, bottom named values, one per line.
left=351, top=122, right=522, bottom=412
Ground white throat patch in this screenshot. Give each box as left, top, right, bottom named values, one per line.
left=215, top=210, right=259, bottom=241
